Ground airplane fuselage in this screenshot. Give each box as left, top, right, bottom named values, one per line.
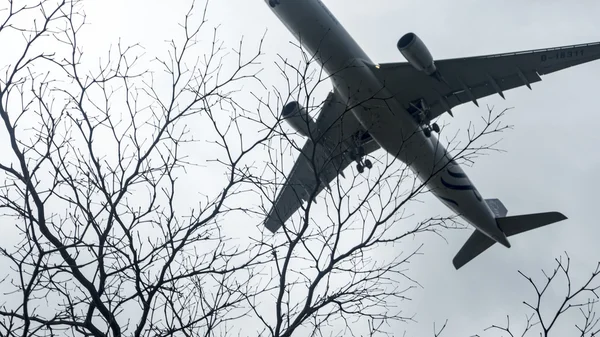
left=265, top=0, right=510, bottom=247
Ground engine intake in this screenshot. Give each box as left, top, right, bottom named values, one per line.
left=397, top=32, right=437, bottom=75
left=281, top=101, right=317, bottom=138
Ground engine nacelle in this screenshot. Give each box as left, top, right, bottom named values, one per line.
left=397, top=32, right=437, bottom=75
left=281, top=101, right=317, bottom=138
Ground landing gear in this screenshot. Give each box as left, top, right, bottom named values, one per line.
left=349, top=145, right=373, bottom=174
left=408, top=99, right=441, bottom=138
left=423, top=128, right=432, bottom=138
left=422, top=122, right=440, bottom=137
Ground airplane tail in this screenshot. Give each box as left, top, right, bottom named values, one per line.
left=452, top=199, right=567, bottom=269
left=485, top=198, right=508, bottom=218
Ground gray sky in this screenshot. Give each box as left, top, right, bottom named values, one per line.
left=221, top=1, right=600, bottom=335
left=3, top=0, right=600, bottom=335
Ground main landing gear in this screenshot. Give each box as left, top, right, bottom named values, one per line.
left=349, top=146, right=372, bottom=174
left=423, top=122, right=440, bottom=138
left=409, top=98, right=440, bottom=138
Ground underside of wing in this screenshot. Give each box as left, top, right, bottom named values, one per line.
left=372, top=34, right=600, bottom=121
left=263, top=91, right=380, bottom=233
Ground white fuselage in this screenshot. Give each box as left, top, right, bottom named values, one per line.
left=265, top=0, right=510, bottom=247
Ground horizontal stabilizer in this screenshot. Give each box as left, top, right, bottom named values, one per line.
left=452, top=230, right=495, bottom=269
left=497, top=212, right=567, bottom=237
left=453, top=211, right=567, bottom=269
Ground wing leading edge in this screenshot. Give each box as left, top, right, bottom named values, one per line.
left=373, top=41, right=600, bottom=121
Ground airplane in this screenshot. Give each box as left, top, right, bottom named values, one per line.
left=262, top=0, right=600, bottom=269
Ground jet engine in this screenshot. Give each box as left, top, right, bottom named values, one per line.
left=397, top=32, right=437, bottom=75
left=281, top=101, right=317, bottom=138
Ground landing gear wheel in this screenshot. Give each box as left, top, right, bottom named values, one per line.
left=356, top=163, right=364, bottom=174
left=364, top=159, right=373, bottom=169
left=432, top=122, right=440, bottom=133
left=423, top=128, right=432, bottom=138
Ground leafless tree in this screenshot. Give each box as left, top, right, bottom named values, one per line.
left=0, top=0, right=273, bottom=336
left=471, top=254, right=600, bottom=337
left=244, top=41, right=511, bottom=336
left=0, top=0, right=513, bottom=336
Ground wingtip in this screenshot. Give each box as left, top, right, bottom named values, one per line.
left=452, top=258, right=464, bottom=270
left=263, top=219, right=282, bottom=234
left=552, top=211, right=568, bottom=222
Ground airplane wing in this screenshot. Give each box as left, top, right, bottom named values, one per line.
left=372, top=41, right=600, bottom=121
left=264, top=91, right=380, bottom=233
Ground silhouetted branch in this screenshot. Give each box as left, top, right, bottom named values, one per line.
left=474, top=253, right=600, bottom=337
left=0, top=1, right=271, bottom=336
left=246, top=40, right=511, bottom=337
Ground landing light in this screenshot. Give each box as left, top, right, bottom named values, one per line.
left=375, top=64, right=381, bottom=69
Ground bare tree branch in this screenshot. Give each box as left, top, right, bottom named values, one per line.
left=0, top=1, right=272, bottom=336
left=473, top=254, right=600, bottom=337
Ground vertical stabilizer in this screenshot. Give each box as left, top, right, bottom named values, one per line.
left=485, top=198, right=508, bottom=218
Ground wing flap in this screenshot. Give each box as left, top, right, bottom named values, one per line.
left=443, top=70, right=542, bottom=110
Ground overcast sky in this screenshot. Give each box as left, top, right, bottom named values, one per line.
left=4, top=0, right=600, bottom=335
left=236, top=1, right=600, bottom=335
